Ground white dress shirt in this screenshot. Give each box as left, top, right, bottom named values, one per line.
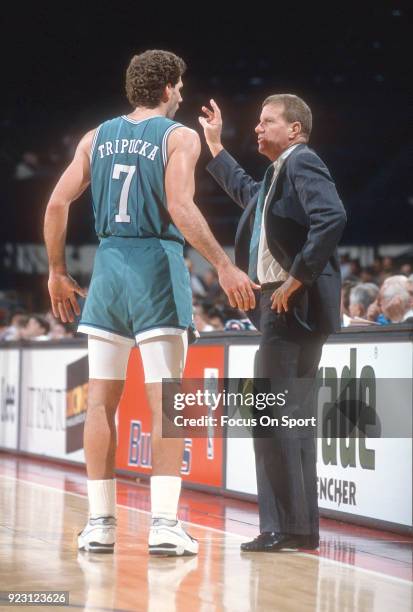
left=257, top=144, right=299, bottom=284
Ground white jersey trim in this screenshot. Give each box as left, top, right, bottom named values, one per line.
left=78, top=324, right=135, bottom=346
left=135, top=326, right=187, bottom=344
left=78, top=323, right=187, bottom=345
left=90, top=125, right=102, bottom=161
left=121, top=114, right=163, bottom=125
left=162, top=124, right=184, bottom=167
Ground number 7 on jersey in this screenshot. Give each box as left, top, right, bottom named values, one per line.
left=113, top=163, right=136, bottom=223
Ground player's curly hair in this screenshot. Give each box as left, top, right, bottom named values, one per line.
left=126, top=50, right=186, bottom=108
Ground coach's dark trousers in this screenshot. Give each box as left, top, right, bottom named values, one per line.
left=253, top=284, right=327, bottom=537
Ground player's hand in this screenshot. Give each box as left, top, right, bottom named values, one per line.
left=48, top=272, right=87, bottom=323
left=198, top=99, right=224, bottom=156
left=217, top=262, right=260, bottom=311
left=270, top=276, right=303, bottom=314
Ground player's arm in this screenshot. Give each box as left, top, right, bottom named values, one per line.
left=165, top=127, right=259, bottom=311
left=44, top=130, right=94, bottom=322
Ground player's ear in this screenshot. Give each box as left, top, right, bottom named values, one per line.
left=162, top=83, right=172, bottom=103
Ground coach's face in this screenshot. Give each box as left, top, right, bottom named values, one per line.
left=255, top=103, right=294, bottom=161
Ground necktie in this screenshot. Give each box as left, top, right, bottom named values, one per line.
left=248, top=161, right=280, bottom=280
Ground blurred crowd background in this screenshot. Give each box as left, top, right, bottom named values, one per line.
left=1, top=5, right=411, bottom=342
left=2, top=253, right=413, bottom=342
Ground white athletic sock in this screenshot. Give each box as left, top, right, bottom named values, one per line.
left=87, top=479, right=117, bottom=519
left=150, top=475, right=182, bottom=521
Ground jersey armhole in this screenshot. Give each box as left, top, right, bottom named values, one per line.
left=90, top=125, right=102, bottom=163
left=162, top=123, right=184, bottom=168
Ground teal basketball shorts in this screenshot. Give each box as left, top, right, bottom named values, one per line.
left=78, top=236, right=194, bottom=346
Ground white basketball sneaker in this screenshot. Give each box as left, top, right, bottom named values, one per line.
left=78, top=516, right=116, bottom=553
left=149, top=518, right=199, bottom=556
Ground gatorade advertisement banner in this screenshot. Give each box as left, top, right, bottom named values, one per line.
left=225, top=341, right=413, bottom=527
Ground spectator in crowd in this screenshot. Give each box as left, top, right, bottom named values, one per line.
left=342, top=282, right=379, bottom=327
left=14, top=152, right=41, bottom=180
left=45, top=311, right=75, bottom=339
left=0, top=311, right=29, bottom=341
left=339, top=254, right=352, bottom=280
left=348, top=259, right=361, bottom=280
left=0, top=310, right=7, bottom=336
left=340, top=279, right=356, bottom=324
left=371, top=257, right=383, bottom=279
left=382, top=256, right=394, bottom=276
left=0, top=309, right=76, bottom=342
left=366, top=293, right=389, bottom=324
left=184, top=257, right=206, bottom=297
left=202, top=268, right=224, bottom=303
left=193, top=303, right=215, bottom=332
left=408, top=274, right=413, bottom=293
left=400, top=263, right=412, bottom=276
left=21, top=315, right=50, bottom=340
left=379, top=277, right=413, bottom=323
left=48, top=322, right=74, bottom=339
left=370, top=255, right=395, bottom=285
left=366, top=275, right=411, bottom=324
left=349, top=283, right=379, bottom=319
left=207, top=306, right=225, bottom=330
left=359, top=267, right=376, bottom=283
left=224, top=306, right=256, bottom=331
left=193, top=301, right=229, bottom=332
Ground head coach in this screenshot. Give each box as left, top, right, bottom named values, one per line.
left=199, top=94, right=347, bottom=552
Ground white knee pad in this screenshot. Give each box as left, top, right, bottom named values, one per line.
left=138, top=332, right=188, bottom=383
left=88, top=336, right=132, bottom=380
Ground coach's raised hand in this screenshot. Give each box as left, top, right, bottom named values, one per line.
left=199, top=99, right=224, bottom=158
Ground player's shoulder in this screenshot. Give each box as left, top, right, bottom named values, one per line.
left=78, top=118, right=117, bottom=158
left=167, top=126, right=200, bottom=158
left=168, top=125, right=199, bottom=144
left=152, top=116, right=195, bottom=137
left=78, top=128, right=97, bottom=154
left=83, top=117, right=118, bottom=142
left=98, top=115, right=124, bottom=131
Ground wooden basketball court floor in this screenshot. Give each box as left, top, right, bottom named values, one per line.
left=0, top=453, right=412, bottom=611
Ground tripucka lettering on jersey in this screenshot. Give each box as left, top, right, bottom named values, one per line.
left=97, top=139, right=160, bottom=161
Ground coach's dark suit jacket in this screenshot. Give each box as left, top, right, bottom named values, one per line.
left=207, top=145, right=347, bottom=334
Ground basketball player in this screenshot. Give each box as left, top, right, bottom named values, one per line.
left=44, top=50, right=258, bottom=556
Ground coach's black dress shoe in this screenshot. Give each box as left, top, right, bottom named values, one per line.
left=240, top=532, right=319, bottom=552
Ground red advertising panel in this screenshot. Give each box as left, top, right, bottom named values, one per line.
left=116, top=344, right=225, bottom=489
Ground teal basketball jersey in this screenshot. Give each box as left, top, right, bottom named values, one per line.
left=90, top=115, right=184, bottom=242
